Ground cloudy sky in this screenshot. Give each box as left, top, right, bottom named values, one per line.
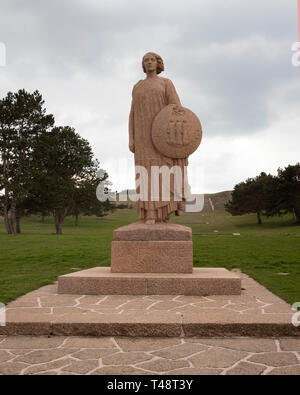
left=0, top=0, right=299, bottom=193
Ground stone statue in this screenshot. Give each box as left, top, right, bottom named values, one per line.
left=129, top=52, right=202, bottom=225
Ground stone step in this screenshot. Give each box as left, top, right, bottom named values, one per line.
left=1, top=273, right=298, bottom=338
left=57, top=267, right=241, bottom=296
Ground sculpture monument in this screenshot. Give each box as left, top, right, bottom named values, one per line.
left=129, top=52, right=202, bottom=224
left=58, top=52, right=241, bottom=296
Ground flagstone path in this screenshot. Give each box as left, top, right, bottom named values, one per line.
left=0, top=336, right=299, bottom=375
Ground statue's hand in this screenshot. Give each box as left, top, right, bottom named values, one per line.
left=129, top=143, right=135, bottom=153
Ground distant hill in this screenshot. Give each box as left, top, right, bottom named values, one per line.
left=206, top=191, right=232, bottom=211
left=115, top=189, right=232, bottom=212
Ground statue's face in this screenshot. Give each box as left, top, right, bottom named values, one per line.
left=143, top=53, right=157, bottom=74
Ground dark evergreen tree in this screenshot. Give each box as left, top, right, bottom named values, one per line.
left=273, top=163, right=300, bottom=224
left=71, top=163, right=114, bottom=226
left=0, top=90, right=54, bottom=234
left=225, top=172, right=276, bottom=224
left=31, top=126, right=94, bottom=234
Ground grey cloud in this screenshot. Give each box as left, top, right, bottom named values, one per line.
left=0, top=0, right=299, bottom=192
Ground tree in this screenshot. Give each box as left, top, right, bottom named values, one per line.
left=71, top=162, right=113, bottom=226
left=225, top=172, right=275, bottom=224
left=274, top=163, right=300, bottom=224
left=31, top=126, right=94, bottom=234
left=0, top=90, right=54, bottom=234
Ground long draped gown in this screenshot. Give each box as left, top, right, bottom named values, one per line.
left=129, top=76, right=188, bottom=222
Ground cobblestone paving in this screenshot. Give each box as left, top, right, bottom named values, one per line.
left=0, top=336, right=299, bottom=375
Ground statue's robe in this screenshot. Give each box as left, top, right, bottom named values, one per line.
left=129, top=76, right=190, bottom=221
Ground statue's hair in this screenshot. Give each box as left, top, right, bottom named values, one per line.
left=142, top=52, right=164, bottom=75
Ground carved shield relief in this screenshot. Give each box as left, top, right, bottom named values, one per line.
left=151, top=104, right=202, bottom=159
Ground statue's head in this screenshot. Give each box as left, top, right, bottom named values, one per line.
left=142, top=52, right=164, bottom=75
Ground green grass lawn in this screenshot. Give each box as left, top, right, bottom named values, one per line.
left=0, top=208, right=299, bottom=305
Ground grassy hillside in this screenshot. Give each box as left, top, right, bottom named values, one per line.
left=206, top=190, right=232, bottom=210
left=0, top=207, right=299, bottom=305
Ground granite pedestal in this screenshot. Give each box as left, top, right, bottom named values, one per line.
left=58, top=222, right=242, bottom=296
left=111, top=222, right=193, bottom=273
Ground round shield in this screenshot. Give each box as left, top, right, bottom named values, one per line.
left=151, top=104, right=202, bottom=159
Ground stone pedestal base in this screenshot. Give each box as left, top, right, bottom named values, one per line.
left=111, top=241, right=193, bottom=273
left=58, top=267, right=242, bottom=296
left=111, top=222, right=193, bottom=273
left=57, top=222, right=242, bottom=296
left=113, top=222, right=192, bottom=241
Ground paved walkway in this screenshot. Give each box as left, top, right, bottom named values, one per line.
left=1, top=271, right=298, bottom=337
left=0, top=270, right=299, bottom=375
left=0, top=336, right=299, bottom=375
